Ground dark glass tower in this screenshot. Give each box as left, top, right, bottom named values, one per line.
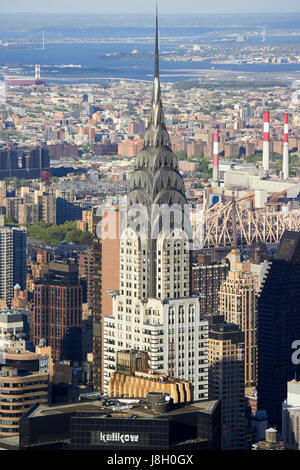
left=13, top=226, right=27, bottom=291
left=257, top=231, right=300, bottom=428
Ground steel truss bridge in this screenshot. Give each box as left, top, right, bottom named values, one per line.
left=193, top=195, right=300, bottom=249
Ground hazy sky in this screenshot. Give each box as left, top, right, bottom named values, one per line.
left=1, top=0, right=300, bottom=14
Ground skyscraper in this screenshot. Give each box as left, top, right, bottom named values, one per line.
left=219, top=260, right=257, bottom=385
left=41, top=195, right=56, bottom=224
left=257, top=231, right=300, bottom=428
left=78, top=248, right=94, bottom=310
left=92, top=205, right=120, bottom=391
left=208, top=322, right=245, bottom=450
left=103, top=12, right=209, bottom=400
left=0, top=217, right=26, bottom=308
left=0, top=349, right=49, bottom=438
left=32, top=260, right=83, bottom=363
left=191, top=254, right=229, bottom=316
left=282, top=380, right=300, bottom=450
left=13, top=225, right=27, bottom=292
left=0, top=147, right=49, bottom=180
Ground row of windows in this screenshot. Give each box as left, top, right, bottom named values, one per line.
left=0, top=419, right=19, bottom=425
left=0, top=386, right=48, bottom=395
left=0, top=393, right=47, bottom=403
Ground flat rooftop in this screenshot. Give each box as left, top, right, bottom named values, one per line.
left=0, top=435, right=20, bottom=450
left=25, top=399, right=219, bottom=420
left=3, top=348, right=40, bottom=361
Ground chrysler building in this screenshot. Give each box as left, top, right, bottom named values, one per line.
left=103, top=12, right=209, bottom=400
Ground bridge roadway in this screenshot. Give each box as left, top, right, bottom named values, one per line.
left=42, top=77, right=152, bottom=84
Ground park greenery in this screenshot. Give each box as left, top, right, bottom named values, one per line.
left=4, top=218, right=93, bottom=245
left=3, top=177, right=31, bottom=187
left=194, top=156, right=213, bottom=182
left=27, top=221, right=93, bottom=245
left=175, top=150, right=187, bottom=160
left=0, top=128, right=23, bottom=141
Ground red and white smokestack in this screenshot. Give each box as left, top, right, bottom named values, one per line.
left=213, top=129, right=219, bottom=187
left=263, top=111, right=270, bottom=172
left=35, top=64, right=40, bottom=81
left=283, top=112, right=289, bottom=180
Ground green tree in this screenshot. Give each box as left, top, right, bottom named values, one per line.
left=27, top=220, right=93, bottom=245
left=4, top=216, right=18, bottom=226
left=175, top=150, right=187, bottom=161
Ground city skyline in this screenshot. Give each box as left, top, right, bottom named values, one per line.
left=0, top=3, right=299, bottom=452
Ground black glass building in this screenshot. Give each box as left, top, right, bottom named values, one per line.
left=19, top=396, right=221, bottom=450
left=257, top=231, right=300, bottom=428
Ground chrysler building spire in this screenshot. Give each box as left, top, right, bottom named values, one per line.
left=143, top=6, right=171, bottom=148
left=154, top=3, right=159, bottom=79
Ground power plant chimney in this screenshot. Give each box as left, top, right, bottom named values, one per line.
left=35, top=64, right=41, bottom=81
left=212, top=129, right=219, bottom=187
left=263, top=111, right=270, bottom=173
left=283, top=112, right=289, bottom=180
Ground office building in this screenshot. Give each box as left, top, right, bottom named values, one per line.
left=18, top=203, right=40, bottom=225
left=92, top=204, right=120, bottom=391
left=0, top=217, right=26, bottom=307
left=257, top=231, right=300, bottom=428
left=104, top=298, right=209, bottom=399
left=32, top=260, right=83, bottom=363
left=103, top=14, right=209, bottom=401
left=0, top=349, right=49, bottom=437
left=0, top=147, right=49, bottom=180
left=128, top=119, right=145, bottom=137
left=208, top=322, right=245, bottom=450
left=6, top=197, right=23, bottom=221
left=56, top=198, right=82, bottom=226
left=108, top=349, right=192, bottom=404
left=191, top=254, right=229, bottom=315
left=13, top=226, right=27, bottom=293
left=78, top=248, right=94, bottom=309
left=101, top=206, right=120, bottom=318
left=77, top=209, right=93, bottom=233
left=282, top=380, right=300, bottom=450
left=0, top=309, right=30, bottom=351
left=41, top=195, right=56, bottom=225
left=219, top=260, right=257, bottom=385
left=81, top=303, right=93, bottom=362
left=109, top=370, right=192, bottom=404
left=19, top=394, right=221, bottom=450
